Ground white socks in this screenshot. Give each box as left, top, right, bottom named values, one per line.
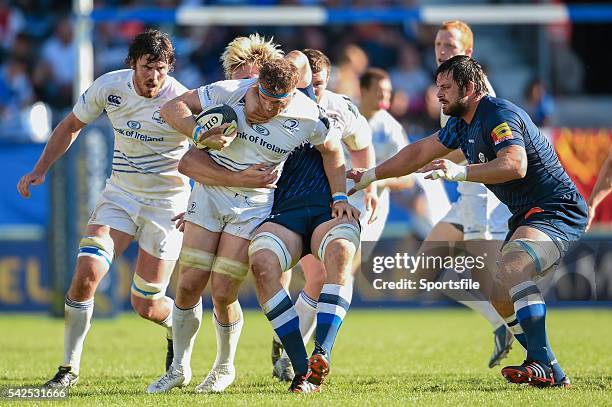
left=63, top=297, right=94, bottom=374
left=294, top=290, right=317, bottom=346
left=213, top=301, right=243, bottom=369
left=171, top=300, right=202, bottom=370
left=157, top=296, right=174, bottom=340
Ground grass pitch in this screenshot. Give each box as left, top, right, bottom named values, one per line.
left=1, top=308, right=610, bottom=406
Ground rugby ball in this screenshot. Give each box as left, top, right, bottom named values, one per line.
left=195, top=103, right=238, bottom=134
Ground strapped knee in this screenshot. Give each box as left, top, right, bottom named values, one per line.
left=501, top=238, right=561, bottom=275
left=317, top=223, right=361, bottom=261
left=179, top=246, right=215, bottom=271
left=248, top=232, right=295, bottom=272
left=211, top=256, right=249, bottom=281
left=131, top=273, right=170, bottom=300
left=78, top=235, right=114, bottom=270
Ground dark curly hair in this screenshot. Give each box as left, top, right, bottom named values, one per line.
left=125, top=29, right=175, bottom=71
left=258, top=59, right=299, bottom=95
left=435, top=55, right=488, bottom=96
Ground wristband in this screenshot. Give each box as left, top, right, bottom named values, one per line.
left=354, top=167, right=377, bottom=191
left=332, top=192, right=348, bottom=204
left=192, top=124, right=202, bottom=143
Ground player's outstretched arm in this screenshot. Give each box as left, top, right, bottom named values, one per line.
left=178, top=148, right=277, bottom=189
left=420, top=145, right=527, bottom=184
left=348, top=132, right=451, bottom=194
left=587, top=147, right=612, bottom=230
left=17, top=112, right=86, bottom=198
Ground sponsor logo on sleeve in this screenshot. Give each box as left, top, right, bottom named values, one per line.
left=107, top=94, right=122, bottom=106
left=491, top=122, right=513, bottom=145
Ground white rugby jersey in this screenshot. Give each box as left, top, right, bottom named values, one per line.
left=319, top=89, right=372, bottom=167
left=370, top=108, right=450, bottom=224
left=440, top=76, right=495, bottom=197
left=369, top=109, right=407, bottom=164
left=197, top=78, right=332, bottom=200
left=73, top=69, right=190, bottom=202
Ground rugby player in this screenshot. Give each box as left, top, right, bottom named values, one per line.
left=349, top=55, right=586, bottom=387
left=147, top=57, right=351, bottom=394
left=425, top=20, right=514, bottom=367
left=168, top=39, right=362, bottom=393
left=265, top=48, right=376, bottom=384
left=17, top=30, right=199, bottom=388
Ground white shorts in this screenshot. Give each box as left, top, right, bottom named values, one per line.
left=185, top=183, right=272, bottom=240
left=89, top=182, right=187, bottom=260
left=359, top=187, right=391, bottom=261
left=441, top=182, right=511, bottom=240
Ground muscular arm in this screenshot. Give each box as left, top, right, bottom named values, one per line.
left=443, top=148, right=466, bottom=164
left=160, top=89, right=202, bottom=137
left=17, top=112, right=86, bottom=198
left=33, top=113, right=86, bottom=174
left=376, top=133, right=453, bottom=180
left=178, top=148, right=277, bottom=189
left=466, top=145, right=527, bottom=184
left=317, top=137, right=346, bottom=195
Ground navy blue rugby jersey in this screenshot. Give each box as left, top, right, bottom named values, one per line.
left=438, top=95, right=578, bottom=214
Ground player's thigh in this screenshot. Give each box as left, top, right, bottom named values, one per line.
left=83, top=224, right=134, bottom=258
left=182, top=221, right=221, bottom=254
left=86, top=184, right=141, bottom=257
left=134, top=247, right=176, bottom=283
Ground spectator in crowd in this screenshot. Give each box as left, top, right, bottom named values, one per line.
left=328, top=43, right=368, bottom=101
left=0, top=56, right=33, bottom=120
left=389, top=42, right=430, bottom=113
left=524, top=78, right=555, bottom=127
left=33, top=15, right=76, bottom=111
left=0, top=0, right=25, bottom=55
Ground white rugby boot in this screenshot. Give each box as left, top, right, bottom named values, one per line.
left=146, top=364, right=191, bottom=394
left=195, top=364, right=236, bottom=393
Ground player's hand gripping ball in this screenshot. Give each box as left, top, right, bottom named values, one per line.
left=192, top=104, right=238, bottom=150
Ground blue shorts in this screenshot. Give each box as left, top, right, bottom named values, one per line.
left=264, top=193, right=333, bottom=257
left=506, top=191, right=588, bottom=256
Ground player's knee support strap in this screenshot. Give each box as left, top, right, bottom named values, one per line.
left=501, top=238, right=561, bottom=275
left=317, top=223, right=361, bottom=261
left=179, top=247, right=215, bottom=270
left=77, top=235, right=114, bottom=270
left=248, top=232, right=295, bottom=272
left=131, top=273, right=169, bottom=300
left=212, top=257, right=249, bottom=281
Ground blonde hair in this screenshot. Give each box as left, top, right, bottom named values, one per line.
left=221, top=33, right=284, bottom=79
left=440, top=20, right=474, bottom=51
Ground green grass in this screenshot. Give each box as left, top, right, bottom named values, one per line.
left=1, top=309, right=611, bottom=406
